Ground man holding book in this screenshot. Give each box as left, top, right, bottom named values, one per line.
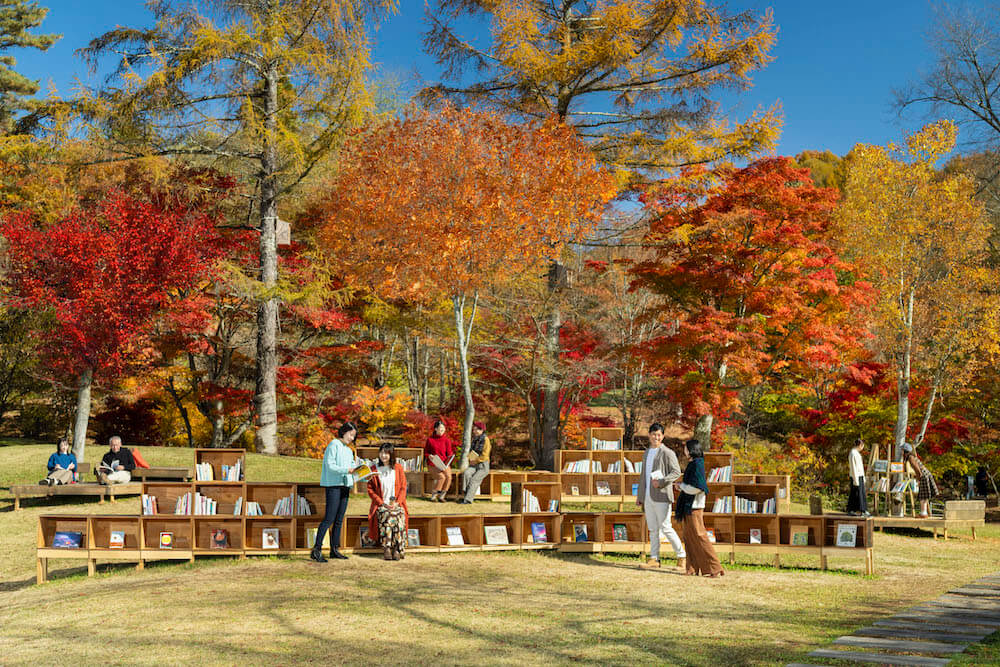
left=97, top=436, right=135, bottom=485
left=637, top=423, right=685, bottom=570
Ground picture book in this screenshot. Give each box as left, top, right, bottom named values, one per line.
left=749, top=528, right=762, bottom=545
left=97, top=459, right=120, bottom=474
left=484, top=525, right=510, bottom=546
left=445, top=526, right=465, bottom=546
left=210, top=528, right=229, bottom=549
left=406, top=528, right=420, bottom=547
left=570, top=485, right=580, bottom=496
left=305, top=527, right=330, bottom=550
left=612, top=523, right=628, bottom=542
left=500, top=481, right=512, bottom=496
left=872, top=459, right=889, bottom=473
left=631, top=483, right=639, bottom=496
left=109, top=530, right=126, bottom=549
left=573, top=524, right=589, bottom=542
left=547, top=499, right=559, bottom=512
left=889, top=462, right=904, bottom=474
left=352, top=464, right=376, bottom=482
left=705, top=529, right=716, bottom=543
left=159, top=531, right=173, bottom=549
left=790, top=525, right=810, bottom=546
left=360, top=525, right=378, bottom=548
left=530, top=522, right=548, bottom=543
left=595, top=481, right=612, bottom=496
left=836, top=523, right=858, bottom=548
left=262, top=528, right=280, bottom=549
left=51, top=531, right=82, bottom=549
left=427, top=454, right=454, bottom=472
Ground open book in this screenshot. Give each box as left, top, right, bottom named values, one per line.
left=427, top=454, right=455, bottom=472
left=352, top=464, right=376, bottom=482
left=98, top=459, right=120, bottom=473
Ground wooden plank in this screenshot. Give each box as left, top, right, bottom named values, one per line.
left=832, top=636, right=965, bottom=654
left=872, top=619, right=990, bottom=637
left=807, top=649, right=949, bottom=666
left=933, top=596, right=1000, bottom=610
left=949, top=587, right=1000, bottom=597
left=908, top=606, right=1000, bottom=624
left=853, top=626, right=974, bottom=644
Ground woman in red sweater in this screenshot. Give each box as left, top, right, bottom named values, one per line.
left=367, top=443, right=409, bottom=560
left=424, top=420, right=456, bottom=502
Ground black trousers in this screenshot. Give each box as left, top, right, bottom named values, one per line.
left=847, top=476, right=867, bottom=514
left=314, top=485, right=350, bottom=553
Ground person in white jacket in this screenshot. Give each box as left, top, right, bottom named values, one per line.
left=847, top=438, right=870, bottom=517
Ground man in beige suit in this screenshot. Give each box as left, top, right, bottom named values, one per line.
left=637, top=423, right=686, bottom=570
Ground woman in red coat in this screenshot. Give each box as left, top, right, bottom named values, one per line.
left=424, top=420, right=457, bottom=502
left=367, top=443, right=409, bottom=560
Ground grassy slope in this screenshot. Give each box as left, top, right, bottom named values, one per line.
left=2, top=441, right=999, bottom=666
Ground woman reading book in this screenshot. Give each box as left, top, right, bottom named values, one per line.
left=41, top=438, right=77, bottom=486
left=424, top=420, right=456, bottom=502
left=311, top=421, right=364, bottom=563
left=903, top=443, right=939, bottom=518
left=367, top=443, right=409, bottom=560
left=675, top=439, right=724, bottom=578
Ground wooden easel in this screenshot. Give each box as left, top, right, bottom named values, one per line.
left=866, top=442, right=917, bottom=516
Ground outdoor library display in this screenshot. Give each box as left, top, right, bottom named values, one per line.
left=35, top=447, right=874, bottom=583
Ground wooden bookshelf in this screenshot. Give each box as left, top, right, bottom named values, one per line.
left=245, top=517, right=295, bottom=554
left=90, top=515, right=141, bottom=551
left=141, top=516, right=194, bottom=560
left=521, top=512, right=561, bottom=549
left=194, top=448, right=245, bottom=482
left=510, top=481, right=561, bottom=513
left=482, top=514, right=520, bottom=550
left=588, top=427, right=625, bottom=450
left=405, top=516, right=441, bottom=552
left=490, top=471, right=526, bottom=501
left=294, top=483, right=324, bottom=517
left=244, top=482, right=297, bottom=516
left=560, top=512, right=603, bottom=552
left=193, top=516, right=243, bottom=554
left=193, top=482, right=244, bottom=515
left=141, top=482, right=193, bottom=515
left=601, top=512, right=645, bottom=553
left=439, top=514, right=482, bottom=552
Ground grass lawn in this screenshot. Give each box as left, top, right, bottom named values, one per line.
left=2, top=440, right=999, bottom=665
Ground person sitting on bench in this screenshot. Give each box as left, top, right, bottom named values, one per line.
left=41, top=438, right=77, bottom=486
left=98, top=436, right=135, bottom=485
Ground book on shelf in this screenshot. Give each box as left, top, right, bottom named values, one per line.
left=790, top=524, right=810, bottom=546
left=530, top=522, right=548, bottom=543
left=141, top=493, right=159, bottom=515
left=406, top=528, right=420, bottom=547
left=707, top=465, right=732, bottom=483
left=573, top=524, right=588, bottom=542
left=611, top=523, right=628, bottom=542
left=595, top=481, right=612, bottom=496
left=500, top=481, right=512, bottom=496
left=547, top=499, right=559, bottom=512
left=484, top=525, right=510, bottom=545
left=445, top=526, right=465, bottom=546
left=305, top=527, right=331, bottom=550
left=109, top=530, right=126, bottom=549
left=245, top=500, right=265, bottom=516
left=427, top=454, right=454, bottom=472
left=889, top=462, right=904, bottom=474
left=872, top=459, right=889, bottom=473
left=705, top=528, right=716, bottom=543
left=210, top=528, right=229, bottom=549
left=159, top=531, right=173, bottom=549
left=521, top=489, right=541, bottom=513
left=591, top=437, right=621, bottom=451
left=570, top=485, right=580, bottom=496
left=749, top=528, right=762, bottom=544
left=631, top=483, right=639, bottom=496
left=193, top=492, right=218, bottom=515
left=174, top=492, right=192, bottom=515
left=836, top=523, right=858, bottom=547
left=195, top=462, right=213, bottom=481
left=52, top=531, right=83, bottom=549
left=711, top=496, right=733, bottom=513
left=360, top=526, right=378, bottom=548
left=262, top=528, right=280, bottom=549
left=218, top=459, right=243, bottom=481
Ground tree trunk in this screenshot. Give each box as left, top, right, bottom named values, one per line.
left=71, top=367, right=93, bottom=460
left=893, top=287, right=915, bottom=461
left=693, top=413, right=713, bottom=450
left=454, top=293, right=478, bottom=470
left=254, top=56, right=280, bottom=456
left=540, top=262, right=565, bottom=471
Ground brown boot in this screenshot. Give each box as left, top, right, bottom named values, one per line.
left=676, top=557, right=686, bottom=571
left=639, top=558, right=661, bottom=570
left=383, top=546, right=393, bottom=560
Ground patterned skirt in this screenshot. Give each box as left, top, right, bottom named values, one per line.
left=376, top=504, right=407, bottom=554
left=918, top=471, right=939, bottom=502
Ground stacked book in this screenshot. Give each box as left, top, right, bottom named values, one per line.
left=193, top=492, right=218, bottom=515
left=141, top=493, right=159, bottom=515
left=563, top=460, right=601, bottom=473
left=174, top=492, right=192, bottom=515
left=195, top=462, right=214, bottom=481
left=400, top=456, right=421, bottom=472
left=591, top=438, right=621, bottom=450
left=220, top=460, right=243, bottom=481
left=711, top=495, right=733, bottom=513
left=272, top=493, right=310, bottom=516
left=708, top=465, right=732, bottom=482
left=521, top=489, right=541, bottom=513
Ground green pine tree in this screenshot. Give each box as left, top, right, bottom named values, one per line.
left=0, top=0, right=59, bottom=133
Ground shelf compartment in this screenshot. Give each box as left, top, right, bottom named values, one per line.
left=439, top=514, right=483, bottom=551
left=141, top=482, right=194, bottom=516
left=482, top=514, right=520, bottom=550
left=141, top=516, right=194, bottom=557
left=560, top=512, right=603, bottom=552
left=601, top=512, right=644, bottom=552
left=245, top=517, right=295, bottom=553
left=193, top=517, right=244, bottom=553
left=90, top=515, right=141, bottom=551
left=521, top=513, right=560, bottom=549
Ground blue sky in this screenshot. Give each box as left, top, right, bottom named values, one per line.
left=14, top=1, right=938, bottom=158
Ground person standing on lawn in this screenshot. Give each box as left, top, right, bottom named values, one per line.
left=676, top=438, right=724, bottom=577
left=847, top=438, right=870, bottom=517
left=637, top=423, right=685, bottom=570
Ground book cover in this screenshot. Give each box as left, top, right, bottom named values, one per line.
left=547, top=499, right=559, bottom=512
left=406, top=528, right=420, bottom=547
left=872, top=460, right=889, bottom=473
left=484, top=525, right=510, bottom=545
left=352, top=464, right=376, bottom=481
left=427, top=454, right=453, bottom=472
left=262, top=528, right=280, bottom=549
left=305, top=527, right=329, bottom=550
left=596, top=481, right=612, bottom=496
left=705, top=528, right=716, bottom=543
left=360, top=525, right=378, bottom=548
left=749, top=528, right=762, bottom=544
left=159, top=531, right=173, bottom=549
left=790, top=525, right=810, bottom=546
left=445, top=526, right=465, bottom=546
left=612, top=523, right=628, bottom=542
left=109, top=530, right=126, bottom=549
left=573, top=524, right=588, bottom=542
left=500, top=481, right=512, bottom=496
left=631, top=483, right=639, bottom=496
left=52, top=531, right=82, bottom=549
left=530, top=522, right=548, bottom=543
left=889, top=462, right=904, bottom=474
left=570, top=485, right=580, bottom=496
left=210, top=528, right=229, bottom=549
left=836, top=523, right=858, bottom=547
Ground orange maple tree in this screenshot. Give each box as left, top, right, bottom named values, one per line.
left=315, top=106, right=616, bottom=463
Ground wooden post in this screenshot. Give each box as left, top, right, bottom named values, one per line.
left=14, top=494, right=20, bottom=511
left=971, top=526, right=977, bottom=541
left=87, top=559, right=95, bottom=576
left=136, top=560, right=145, bottom=571
left=866, top=549, right=874, bottom=576
left=773, top=553, right=781, bottom=568
left=820, top=554, right=828, bottom=571
left=36, top=557, right=47, bottom=584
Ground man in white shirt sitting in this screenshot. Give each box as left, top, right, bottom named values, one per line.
left=637, top=423, right=685, bottom=570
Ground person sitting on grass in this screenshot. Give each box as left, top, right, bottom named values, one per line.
left=41, top=438, right=77, bottom=486
left=97, top=436, right=136, bottom=485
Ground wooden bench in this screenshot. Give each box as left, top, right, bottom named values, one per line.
left=871, top=500, right=986, bottom=540
left=11, top=464, right=143, bottom=510
left=132, top=466, right=193, bottom=482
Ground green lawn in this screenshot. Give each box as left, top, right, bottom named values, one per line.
left=1, top=440, right=998, bottom=665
